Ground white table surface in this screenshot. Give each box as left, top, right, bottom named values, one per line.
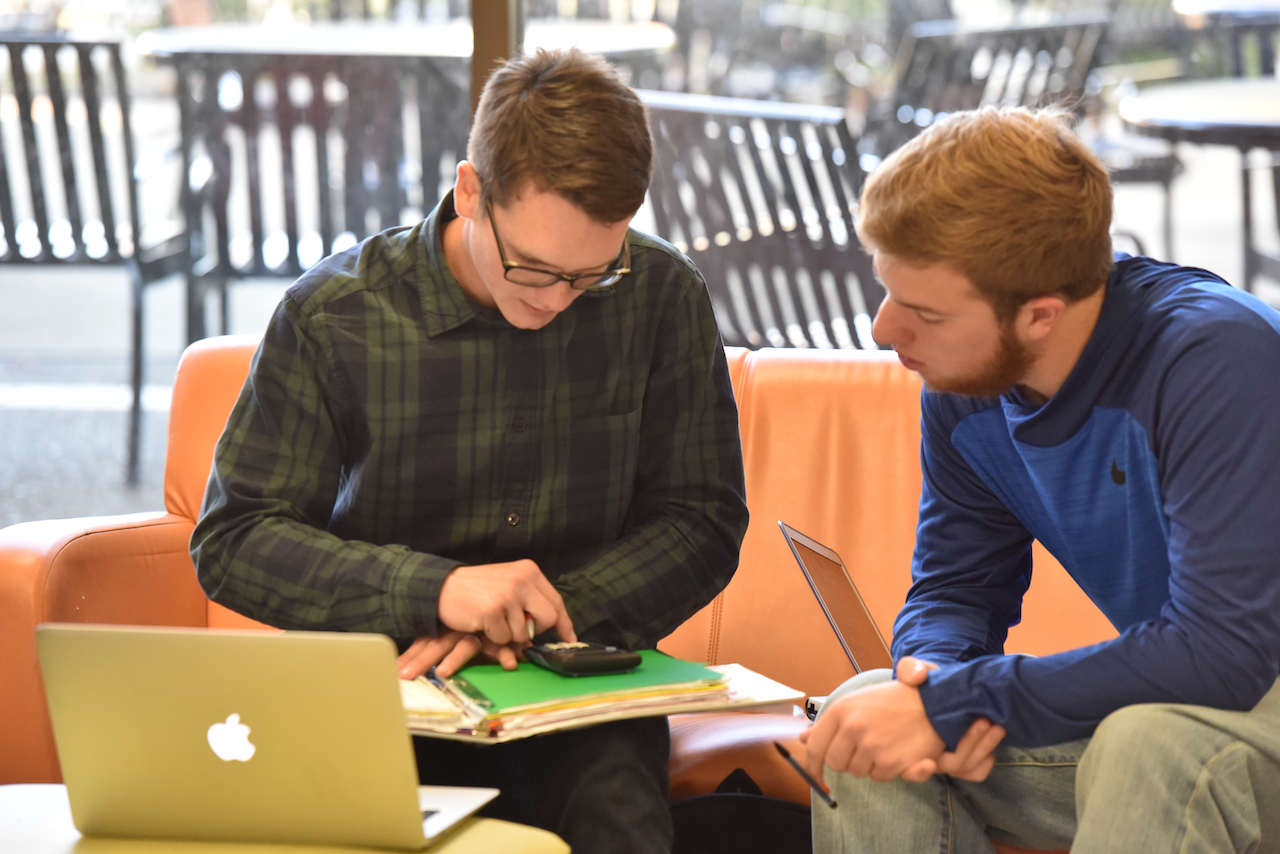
left=135, top=18, right=676, bottom=60
left=0, top=784, right=568, bottom=854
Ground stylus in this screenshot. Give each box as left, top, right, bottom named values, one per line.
left=774, top=741, right=837, bottom=809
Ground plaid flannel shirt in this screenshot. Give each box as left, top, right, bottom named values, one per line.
left=191, top=197, right=748, bottom=649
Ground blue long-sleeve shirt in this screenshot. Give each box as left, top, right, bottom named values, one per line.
left=900, top=255, right=1280, bottom=749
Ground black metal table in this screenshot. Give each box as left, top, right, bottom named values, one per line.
left=136, top=22, right=471, bottom=342
left=134, top=19, right=675, bottom=343
left=1120, top=78, right=1280, bottom=292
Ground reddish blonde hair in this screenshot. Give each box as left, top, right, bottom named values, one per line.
left=858, top=107, right=1113, bottom=320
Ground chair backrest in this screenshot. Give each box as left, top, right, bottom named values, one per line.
left=640, top=89, right=883, bottom=351
left=161, top=337, right=1122, bottom=693
left=869, top=12, right=1109, bottom=159
left=0, top=36, right=141, bottom=266
left=659, top=347, right=1118, bottom=697
left=162, top=333, right=273, bottom=630
left=164, top=334, right=260, bottom=523
left=169, top=50, right=467, bottom=280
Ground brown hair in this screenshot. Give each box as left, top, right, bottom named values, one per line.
left=467, top=48, right=652, bottom=224
left=857, top=107, right=1113, bottom=320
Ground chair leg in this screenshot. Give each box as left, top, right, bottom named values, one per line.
left=217, top=277, right=230, bottom=336
left=1162, top=178, right=1174, bottom=264
left=127, top=265, right=144, bottom=487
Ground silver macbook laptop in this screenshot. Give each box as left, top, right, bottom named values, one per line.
left=36, top=624, right=497, bottom=850
left=779, top=520, right=894, bottom=674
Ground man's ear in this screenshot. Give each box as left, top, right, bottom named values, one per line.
left=1018, top=295, right=1067, bottom=343
left=453, top=161, right=481, bottom=220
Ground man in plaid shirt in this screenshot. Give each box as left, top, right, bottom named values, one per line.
left=192, top=48, right=748, bottom=853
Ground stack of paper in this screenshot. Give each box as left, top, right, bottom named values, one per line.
left=401, top=650, right=803, bottom=743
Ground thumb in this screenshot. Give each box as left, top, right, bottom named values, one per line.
left=895, top=655, right=936, bottom=687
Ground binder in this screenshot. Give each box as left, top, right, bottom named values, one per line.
left=402, top=651, right=803, bottom=743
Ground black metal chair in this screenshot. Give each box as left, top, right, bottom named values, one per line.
left=865, top=12, right=1182, bottom=260
left=0, top=34, right=186, bottom=485
left=162, top=50, right=469, bottom=343
left=640, top=89, right=882, bottom=351
left=868, top=13, right=1109, bottom=156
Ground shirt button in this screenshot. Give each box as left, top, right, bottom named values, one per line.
left=506, top=512, right=521, bottom=526
left=513, top=417, right=527, bottom=432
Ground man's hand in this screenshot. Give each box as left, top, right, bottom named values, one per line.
left=437, top=559, right=576, bottom=647
left=396, top=630, right=519, bottom=680
left=895, top=656, right=1005, bottom=783
left=798, top=656, right=1006, bottom=786
left=798, top=671, right=946, bottom=783
left=931, top=717, right=1005, bottom=782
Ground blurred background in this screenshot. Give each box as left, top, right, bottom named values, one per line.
left=2, top=0, right=1277, bottom=527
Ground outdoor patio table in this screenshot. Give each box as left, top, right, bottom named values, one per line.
left=133, top=18, right=675, bottom=343
left=1119, top=77, right=1280, bottom=292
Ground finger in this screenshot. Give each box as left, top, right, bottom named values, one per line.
left=844, top=739, right=876, bottom=779
left=522, top=599, right=573, bottom=645
left=955, top=721, right=1003, bottom=770
left=901, top=758, right=938, bottom=783
left=555, top=609, right=578, bottom=644
left=895, top=657, right=926, bottom=687
left=520, top=564, right=577, bottom=643
left=976, top=724, right=1006, bottom=756
left=493, top=645, right=520, bottom=670
left=947, top=719, right=991, bottom=770
left=941, top=722, right=1005, bottom=781
left=520, top=580, right=575, bottom=643
left=503, top=599, right=528, bottom=646
left=433, top=635, right=483, bottom=679
left=478, top=600, right=521, bottom=646
left=527, top=566, right=565, bottom=611
left=895, top=656, right=936, bottom=687
left=802, top=712, right=838, bottom=779
left=956, top=725, right=1006, bottom=782
left=396, top=635, right=454, bottom=679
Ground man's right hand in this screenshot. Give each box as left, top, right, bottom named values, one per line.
left=437, top=558, right=576, bottom=648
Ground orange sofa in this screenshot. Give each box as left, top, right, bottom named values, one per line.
left=1, top=336, right=1117, bottom=852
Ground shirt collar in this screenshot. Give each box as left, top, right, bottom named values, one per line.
left=415, top=190, right=484, bottom=337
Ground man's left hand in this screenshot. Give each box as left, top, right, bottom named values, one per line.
left=396, top=630, right=522, bottom=680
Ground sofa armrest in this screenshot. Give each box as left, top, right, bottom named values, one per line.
left=0, top=513, right=207, bottom=783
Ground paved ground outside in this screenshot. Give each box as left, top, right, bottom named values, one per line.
left=2, top=128, right=1278, bottom=529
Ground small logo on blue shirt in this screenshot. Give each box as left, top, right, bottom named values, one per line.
left=1111, top=460, right=1126, bottom=485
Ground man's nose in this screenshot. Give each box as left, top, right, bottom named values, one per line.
left=871, top=298, right=906, bottom=349
left=541, top=281, right=581, bottom=313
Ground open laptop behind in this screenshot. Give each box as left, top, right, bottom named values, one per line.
left=779, top=521, right=894, bottom=674
left=36, top=624, right=497, bottom=850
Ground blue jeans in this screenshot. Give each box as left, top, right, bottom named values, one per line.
left=812, top=671, right=1280, bottom=853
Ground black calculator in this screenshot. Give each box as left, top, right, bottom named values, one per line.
left=525, top=642, right=642, bottom=676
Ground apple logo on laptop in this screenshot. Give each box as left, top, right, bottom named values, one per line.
left=207, top=713, right=256, bottom=762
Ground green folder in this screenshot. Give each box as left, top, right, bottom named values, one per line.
left=440, top=650, right=722, bottom=716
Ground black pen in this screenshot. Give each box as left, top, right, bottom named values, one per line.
left=774, top=741, right=837, bottom=809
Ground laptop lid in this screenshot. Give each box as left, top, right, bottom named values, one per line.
left=779, top=521, right=894, bottom=674
left=36, top=624, right=497, bottom=850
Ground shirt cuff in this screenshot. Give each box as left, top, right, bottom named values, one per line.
left=387, top=551, right=462, bottom=639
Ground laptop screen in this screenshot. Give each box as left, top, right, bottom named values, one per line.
left=780, top=522, right=894, bottom=674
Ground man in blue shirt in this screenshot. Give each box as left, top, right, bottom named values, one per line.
left=803, top=107, right=1280, bottom=852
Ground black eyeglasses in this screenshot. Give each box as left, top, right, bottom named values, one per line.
left=486, top=201, right=630, bottom=290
